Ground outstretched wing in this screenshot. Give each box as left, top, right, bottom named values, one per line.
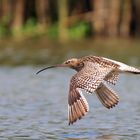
left=68, top=62, right=115, bottom=124
left=95, top=83, right=119, bottom=108
left=68, top=87, right=89, bottom=125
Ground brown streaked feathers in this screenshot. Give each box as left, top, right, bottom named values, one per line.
left=36, top=55, right=140, bottom=125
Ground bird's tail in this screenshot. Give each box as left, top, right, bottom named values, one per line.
left=95, top=83, right=119, bottom=109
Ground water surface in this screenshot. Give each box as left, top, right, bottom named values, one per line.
left=0, top=66, right=140, bottom=140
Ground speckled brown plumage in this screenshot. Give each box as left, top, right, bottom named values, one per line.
left=37, top=55, right=140, bottom=125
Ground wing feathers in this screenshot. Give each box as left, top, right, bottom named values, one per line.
left=68, top=88, right=89, bottom=125
left=95, top=83, right=119, bottom=109
left=68, top=61, right=119, bottom=125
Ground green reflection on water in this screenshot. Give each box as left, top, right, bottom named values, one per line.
left=0, top=38, right=140, bottom=66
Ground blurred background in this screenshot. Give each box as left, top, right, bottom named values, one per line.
left=0, top=0, right=140, bottom=65
left=0, top=0, right=140, bottom=140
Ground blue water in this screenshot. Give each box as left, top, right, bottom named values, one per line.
left=0, top=66, right=140, bottom=140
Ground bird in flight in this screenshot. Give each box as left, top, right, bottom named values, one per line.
left=36, top=55, right=140, bottom=125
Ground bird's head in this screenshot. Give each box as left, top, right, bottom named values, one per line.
left=63, top=58, right=83, bottom=69
left=36, top=58, right=84, bottom=74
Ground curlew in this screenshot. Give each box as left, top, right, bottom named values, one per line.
left=36, top=55, right=140, bottom=125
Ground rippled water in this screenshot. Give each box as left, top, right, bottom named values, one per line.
left=0, top=66, right=140, bottom=140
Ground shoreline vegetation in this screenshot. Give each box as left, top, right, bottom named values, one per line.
left=0, top=0, right=140, bottom=41
left=0, top=1, right=140, bottom=66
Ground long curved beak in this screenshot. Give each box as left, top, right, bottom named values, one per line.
left=36, top=64, right=68, bottom=74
